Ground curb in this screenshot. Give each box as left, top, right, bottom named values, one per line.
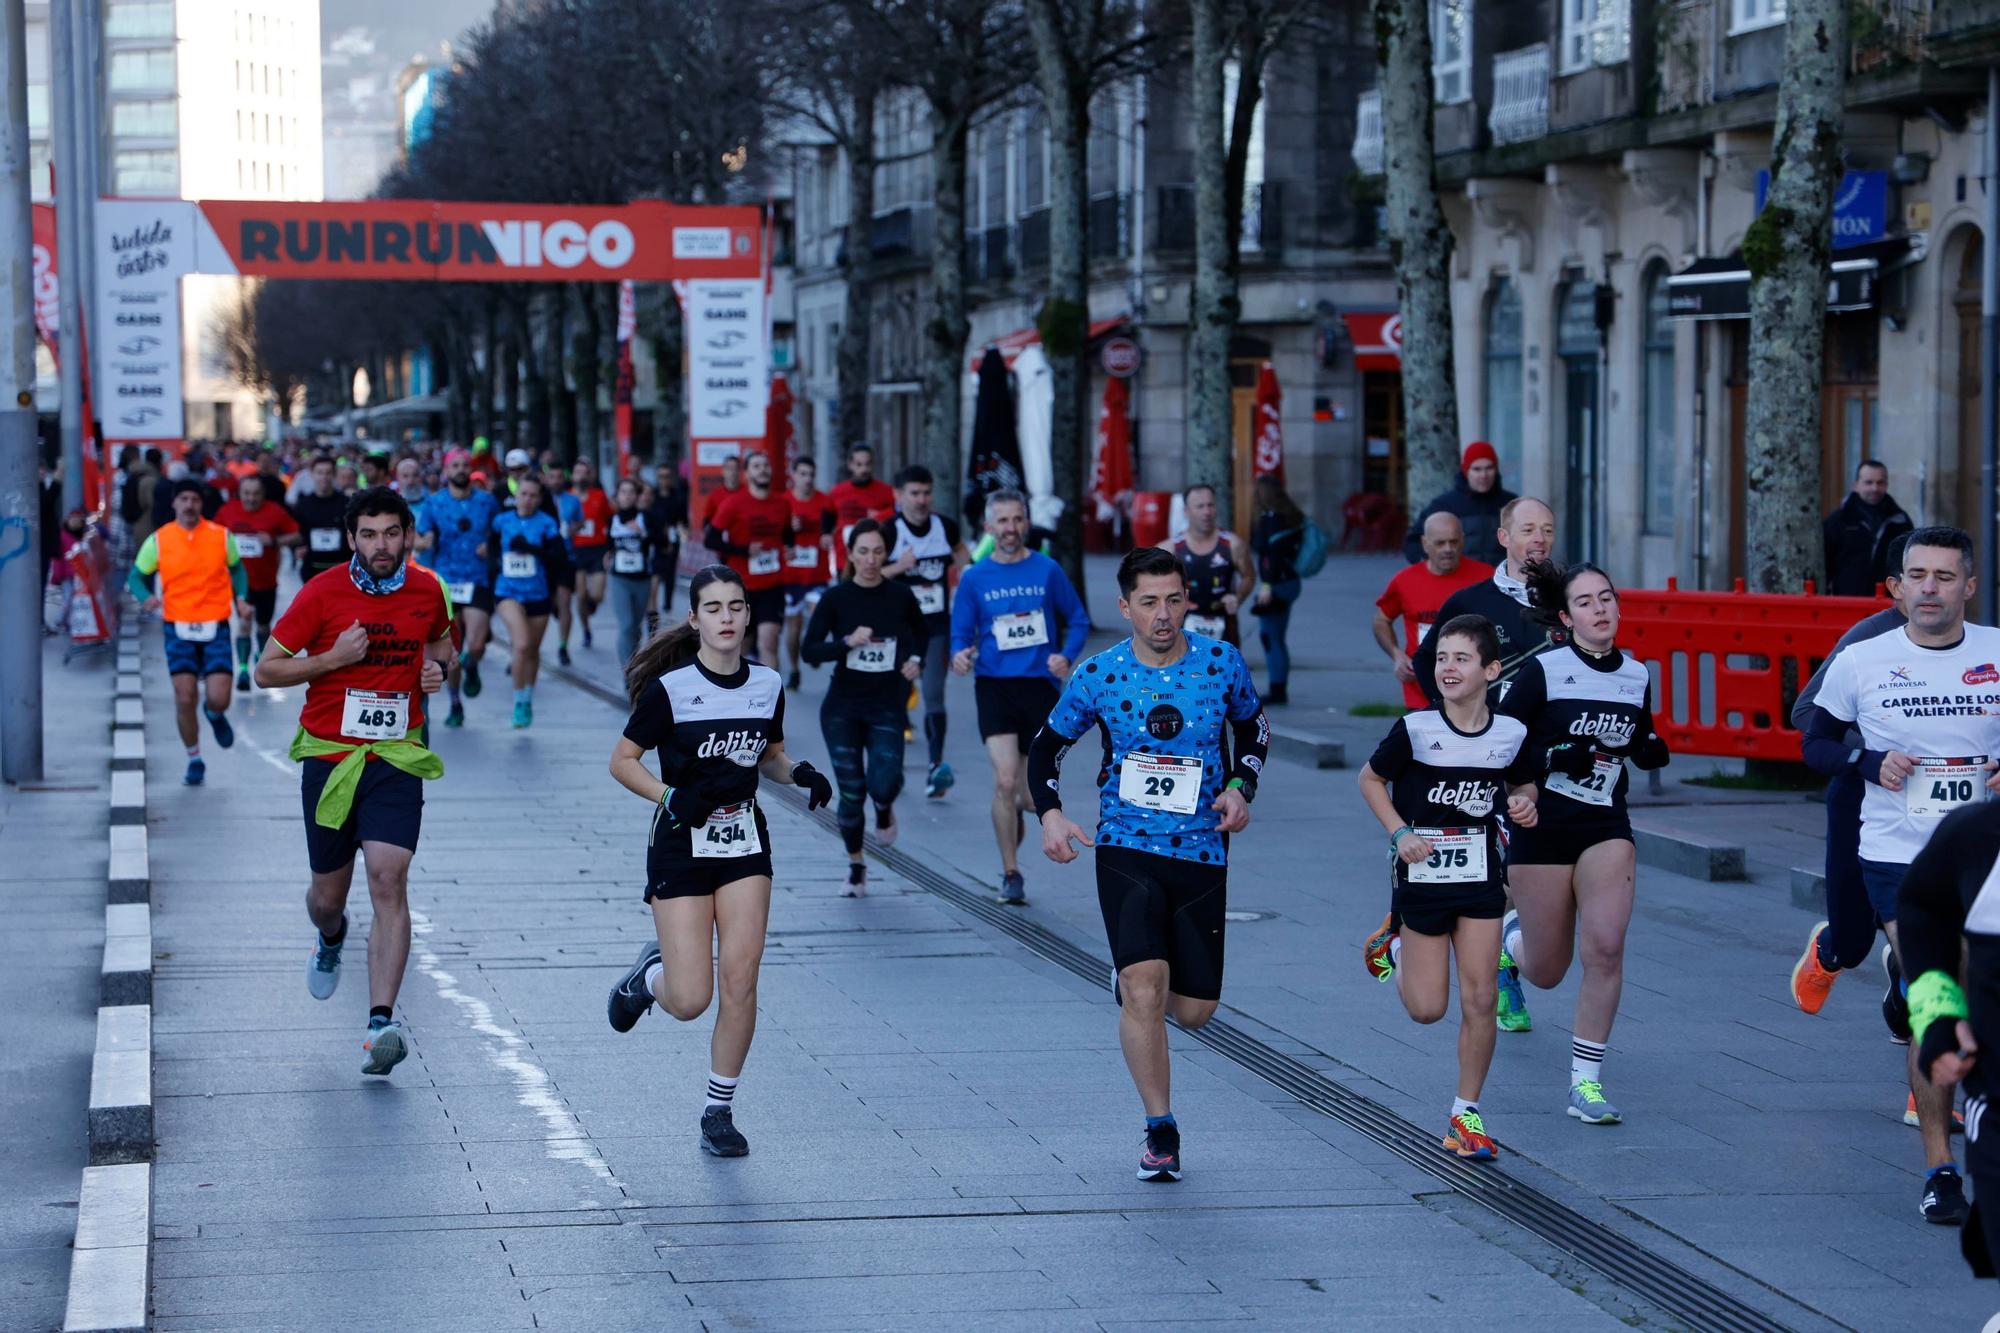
left=1790, top=865, right=1826, bottom=912
left=66, top=608, right=153, bottom=1331
left=1267, top=723, right=1346, bottom=770
left=1632, top=823, right=1747, bottom=882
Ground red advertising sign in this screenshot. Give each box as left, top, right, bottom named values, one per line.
left=1342, top=311, right=1403, bottom=371
left=31, top=203, right=58, bottom=350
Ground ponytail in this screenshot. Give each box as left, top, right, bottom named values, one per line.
left=623, top=565, right=745, bottom=707
left=1520, top=557, right=1613, bottom=630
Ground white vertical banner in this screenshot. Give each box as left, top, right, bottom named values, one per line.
left=684, top=277, right=767, bottom=441
left=95, top=199, right=196, bottom=441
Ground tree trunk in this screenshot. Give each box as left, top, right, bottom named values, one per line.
left=499, top=336, right=518, bottom=451
left=1377, top=0, right=1460, bottom=512
left=921, top=107, right=971, bottom=512
left=1026, top=0, right=1091, bottom=588
left=654, top=286, right=687, bottom=475
left=549, top=287, right=576, bottom=465
left=1743, top=0, right=1848, bottom=592
left=523, top=293, right=550, bottom=457
left=838, top=83, right=878, bottom=454
left=1187, top=0, right=1236, bottom=516
left=573, top=283, right=603, bottom=472
left=476, top=293, right=497, bottom=441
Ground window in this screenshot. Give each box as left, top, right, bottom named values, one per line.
left=109, top=49, right=176, bottom=91
left=105, top=1, right=174, bottom=40
left=1432, top=0, right=1472, bottom=104
left=1641, top=265, right=1677, bottom=533
left=982, top=120, right=1007, bottom=231
left=26, top=84, right=47, bottom=136
left=1484, top=279, right=1524, bottom=480
left=1561, top=0, right=1629, bottom=73
left=1223, top=60, right=1267, bottom=251
left=113, top=148, right=177, bottom=195
left=113, top=99, right=176, bottom=138
left=1021, top=108, right=1047, bottom=214
left=1729, top=0, right=1785, bottom=33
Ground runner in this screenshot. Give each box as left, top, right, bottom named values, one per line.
left=602, top=565, right=832, bottom=1157
left=606, top=476, right=659, bottom=663
left=1164, top=483, right=1254, bottom=647
left=703, top=449, right=796, bottom=669
left=699, top=453, right=743, bottom=551
left=1800, top=526, right=2000, bottom=1223
left=1412, top=496, right=1561, bottom=705
left=292, top=454, right=353, bottom=586
left=570, top=458, right=614, bottom=652
left=547, top=468, right=582, bottom=665
left=491, top=473, right=564, bottom=728
left=647, top=471, right=689, bottom=615
left=828, top=443, right=896, bottom=570
left=1373, top=513, right=1493, bottom=712
left=213, top=473, right=300, bottom=690
left=1029, top=545, right=1269, bottom=1181
left=1496, top=558, right=1670, bottom=1128
left=415, top=448, right=502, bottom=728
left=253, top=486, right=455, bottom=1077
left=801, top=518, right=928, bottom=896
left=783, top=456, right=836, bottom=691
left=127, top=480, right=253, bottom=786
left=1358, top=614, right=1538, bottom=1160
left=885, top=464, right=970, bottom=799
left=950, top=489, right=1090, bottom=904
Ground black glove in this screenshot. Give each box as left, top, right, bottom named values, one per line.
left=1631, top=729, right=1670, bottom=770
left=1917, top=1015, right=1967, bottom=1083
left=662, top=785, right=717, bottom=829
left=507, top=534, right=534, bottom=554
left=791, top=761, right=832, bottom=811
left=1546, top=742, right=1598, bottom=781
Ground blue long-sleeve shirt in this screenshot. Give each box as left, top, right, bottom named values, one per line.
left=950, top=550, right=1089, bottom=680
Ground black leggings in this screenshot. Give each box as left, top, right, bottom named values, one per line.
left=820, top=696, right=906, bottom=854
left=1816, top=769, right=1877, bottom=971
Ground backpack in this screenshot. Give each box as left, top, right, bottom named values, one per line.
left=1294, top=519, right=1329, bottom=579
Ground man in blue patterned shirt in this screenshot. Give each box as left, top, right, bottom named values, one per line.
left=1029, top=545, right=1270, bottom=1182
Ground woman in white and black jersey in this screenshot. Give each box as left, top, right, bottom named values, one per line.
left=602, top=565, right=833, bottom=1158
left=1496, top=559, right=1671, bottom=1127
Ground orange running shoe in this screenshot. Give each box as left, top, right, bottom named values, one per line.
left=1905, top=1092, right=1966, bottom=1131
left=1364, top=913, right=1398, bottom=983
left=1790, top=921, right=1839, bottom=1014
left=1444, top=1110, right=1497, bottom=1160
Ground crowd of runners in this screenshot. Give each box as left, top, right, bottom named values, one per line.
left=117, top=437, right=2000, bottom=1278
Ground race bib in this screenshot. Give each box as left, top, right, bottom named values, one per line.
left=788, top=544, right=820, bottom=569
left=1186, top=613, right=1226, bottom=639
left=1416, top=620, right=1434, bottom=643
left=1405, top=827, right=1489, bottom=885
left=309, top=527, right=342, bottom=553
left=501, top=552, right=538, bottom=580
left=341, top=689, right=409, bottom=741
left=846, top=637, right=895, bottom=672
left=613, top=549, right=645, bottom=575
left=577, top=519, right=596, bottom=539
left=692, top=801, right=763, bottom=859
left=1547, top=753, right=1620, bottom=807
left=172, top=619, right=218, bottom=642
left=234, top=533, right=266, bottom=559
left=446, top=580, right=475, bottom=605
left=914, top=582, right=946, bottom=616
left=993, top=610, right=1048, bottom=650
left=749, top=548, right=782, bottom=577
left=1117, top=753, right=1203, bottom=814
left=1908, top=756, right=1989, bottom=820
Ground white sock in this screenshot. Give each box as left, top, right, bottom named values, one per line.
left=1388, top=936, right=1402, bottom=966
left=185, top=743, right=201, bottom=759
left=1452, top=1096, right=1477, bottom=1120
left=1571, top=1038, right=1607, bottom=1087
left=705, top=1071, right=739, bottom=1109
left=643, top=961, right=663, bottom=1004
left=1504, top=923, right=1525, bottom=969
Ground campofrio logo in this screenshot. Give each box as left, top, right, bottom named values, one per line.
left=1965, top=663, right=2000, bottom=686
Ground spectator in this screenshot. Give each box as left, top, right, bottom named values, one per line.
left=1823, top=459, right=1912, bottom=597
left=1401, top=440, right=1516, bottom=567
left=1249, top=473, right=1307, bottom=706
left=1373, top=512, right=1494, bottom=711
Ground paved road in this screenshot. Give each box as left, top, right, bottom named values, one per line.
left=134, top=558, right=1995, bottom=1330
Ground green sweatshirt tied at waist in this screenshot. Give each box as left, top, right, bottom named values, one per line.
left=289, top=727, right=444, bottom=828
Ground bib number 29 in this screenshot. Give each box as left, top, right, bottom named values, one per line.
left=1142, top=775, right=1177, bottom=799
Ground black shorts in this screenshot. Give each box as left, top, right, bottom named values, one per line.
left=1393, top=876, right=1506, bottom=938
left=748, top=586, right=786, bottom=630
left=301, top=759, right=423, bottom=875
left=452, top=583, right=495, bottom=615
left=572, top=545, right=607, bottom=575
left=244, top=585, right=278, bottom=628
left=1095, top=844, right=1227, bottom=1001
left=644, top=802, right=774, bottom=901
left=975, top=675, right=1060, bottom=751
left=784, top=583, right=825, bottom=614
left=1505, top=816, right=1633, bottom=867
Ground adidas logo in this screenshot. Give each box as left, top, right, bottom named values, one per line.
left=1429, top=740, right=1444, bottom=750
left=1564, top=676, right=1576, bottom=684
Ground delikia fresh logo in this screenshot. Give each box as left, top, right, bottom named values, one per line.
left=1965, top=664, right=2000, bottom=685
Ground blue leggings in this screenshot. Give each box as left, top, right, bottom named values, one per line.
left=820, top=697, right=907, bottom=854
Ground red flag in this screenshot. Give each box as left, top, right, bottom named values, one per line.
left=33, top=200, right=110, bottom=514
left=763, top=373, right=795, bottom=468
left=1252, top=362, right=1284, bottom=480
left=1091, top=374, right=1133, bottom=521
left=614, top=279, right=636, bottom=477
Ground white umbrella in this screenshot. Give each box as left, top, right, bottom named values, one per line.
left=1011, top=344, right=1061, bottom=529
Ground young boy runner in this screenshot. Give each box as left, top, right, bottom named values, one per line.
left=1358, top=614, right=1540, bottom=1160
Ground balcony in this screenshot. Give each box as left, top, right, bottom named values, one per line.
left=1488, top=43, right=1550, bottom=146
left=1655, top=0, right=1714, bottom=113
left=869, top=204, right=933, bottom=260
left=1353, top=88, right=1383, bottom=176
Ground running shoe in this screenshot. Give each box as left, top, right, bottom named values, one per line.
left=524, top=699, right=534, bottom=726
left=235, top=669, right=251, bottom=692
left=583, top=627, right=593, bottom=650
left=512, top=701, right=530, bottom=729
left=307, top=918, right=345, bottom=1000
left=444, top=701, right=465, bottom=728
left=463, top=661, right=483, bottom=698
left=1904, top=1092, right=1966, bottom=1131
left=1444, top=1110, right=1497, bottom=1160
left=558, top=644, right=572, bottom=666
left=997, top=871, right=1027, bottom=906
left=700, top=1105, right=749, bottom=1157
left=842, top=863, right=867, bottom=898
left=607, top=942, right=661, bottom=1033
left=925, top=762, right=955, bottom=799
left=1567, top=1081, right=1622, bottom=1125
left=1921, top=1165, right=1970, bottom=1225
left=872, top=804, right=898, bottom=848
left=787, top=668, right=800, bottom=691
left=361, top=1019, right=408, bottom=1076
left=1790, top=921, right=1839, bottom=1015
left=183, top=757, right=205, bottom=786
left=1883, top=943, right=1912, bottom=1044
left=1138, top=1122, right=1182, bottom=1182
left=205, top=707, right=235, bottom=749
left=1363, top=913, right=1398, bottom=983
left=1497, top=908, right=1531, bottom=1032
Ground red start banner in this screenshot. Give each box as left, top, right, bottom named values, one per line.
left=192, top=200, right=761, bottom=282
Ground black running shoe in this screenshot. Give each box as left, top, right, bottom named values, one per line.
left=997, top=871, right=1026, bottom=905
left=1922, top=1165, right=1970, bottom=1225
left=558, top=644, right=573, bottom=667
left=1883, top=944, right=1912, bottom=1045
left=1138, top=1121, right=1182, bottom=1182
left=463, top=660, right=483, bottom=698
left=607, top=943, right=661, bottom=1033
left=701, top=1105, right=749, bottom=1156
left=787, top=668, right=800, bottom=691
left=842, top=863, right=867, bottom=898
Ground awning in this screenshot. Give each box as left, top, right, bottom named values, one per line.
left=1341, top=311, right=1402, bottom=370
left=969, top=315, right=1129, bottom=372
left=1666, top=235, right=1922, bottom=321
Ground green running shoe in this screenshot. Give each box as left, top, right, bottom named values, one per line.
left=1496, top=947, right=1531, bottom=1032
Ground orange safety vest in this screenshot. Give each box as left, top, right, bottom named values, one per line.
left=154, top=519, right=235, bottom=623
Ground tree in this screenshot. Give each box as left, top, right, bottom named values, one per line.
left=1742, top=0, right=1848, bottom=591
left=1375, top=0, right=1458, bottom=510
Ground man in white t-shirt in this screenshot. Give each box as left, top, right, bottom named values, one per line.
left=1805, top=525, right=2000, bottom=1225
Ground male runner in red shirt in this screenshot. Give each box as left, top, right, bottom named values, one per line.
left=827, top=443, right=895, bottom=572
left=569, top=457, right=614, bottom=649
left=214, top=472, right=301, bottom=688
left=1373, top=512, right=1492, bottom=710
left=783, top=455, right=836, bottom=689
left=704, top=449, right=796, bottom=667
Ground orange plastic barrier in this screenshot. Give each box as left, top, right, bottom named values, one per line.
left=1620, top=578, right=1892, bottom=762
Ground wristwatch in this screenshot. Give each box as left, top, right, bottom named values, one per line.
left=1225, top=776, right=1257, bottom=805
